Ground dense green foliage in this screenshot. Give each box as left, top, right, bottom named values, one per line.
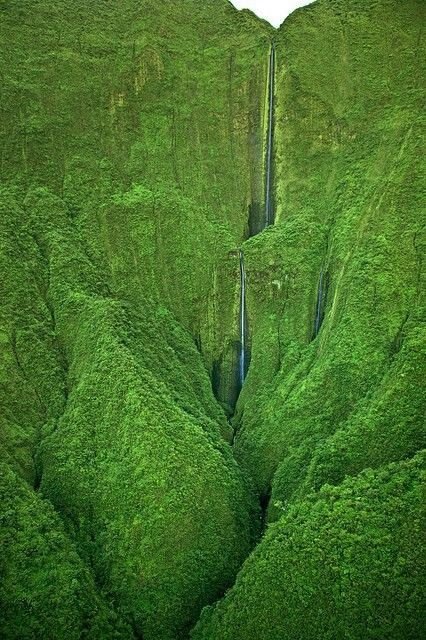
left=0, top=1, right=270, bottom=637
left=0, top=0, right=424, bottom=638
left=192, top=453, right=426, bottom=640
left=0, top=183, right=259, bottom=638
left=0, top=463, right=131, bottom=639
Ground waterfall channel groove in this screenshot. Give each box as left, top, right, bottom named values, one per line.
left=313, top=269, right=329, bottom=339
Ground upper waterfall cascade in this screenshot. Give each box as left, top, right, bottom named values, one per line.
left=265, top=43, right=276, bottom=226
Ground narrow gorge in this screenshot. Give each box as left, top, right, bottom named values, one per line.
left=0, top=1, right=424, bottom=640
left=236, top=41, right=276, bottom=402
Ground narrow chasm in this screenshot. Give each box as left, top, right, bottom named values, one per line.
left=229, top=41, right=277, bottom=528
left=232, top=41, right=278, bottom=542
left=208, top=43, right=277, bottom=557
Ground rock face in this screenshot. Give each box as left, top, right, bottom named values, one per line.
left=0, top=1, right=424, bottom=639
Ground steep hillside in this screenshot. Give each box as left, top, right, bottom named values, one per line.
left=0, top=1, right=270, bottom=637
left=0, top=0, right=424, bottom=639
left=235, top=0, right=425, bottom=509
left=192, top=453, right=426, bottom=640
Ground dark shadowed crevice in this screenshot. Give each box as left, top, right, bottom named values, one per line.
left=259, top=487, right=272, bottom=532
left=312, top=269, right=329, bottom=340
left=247, top=201, right=263, bottom=238
left=211, top=343, right=241, bottom=418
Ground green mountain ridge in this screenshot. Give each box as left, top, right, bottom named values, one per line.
left=0, top=0, right=424, bottom=638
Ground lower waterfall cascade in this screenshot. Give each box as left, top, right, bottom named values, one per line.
left=239, top=249, right=247, bottom=389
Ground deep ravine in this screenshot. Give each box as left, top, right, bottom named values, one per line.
left=216, top=40, right=278, bottom=621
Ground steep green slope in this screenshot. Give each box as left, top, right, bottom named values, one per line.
left=192, top=453, right=426, bottom=640
left=0, top=463, right=132, bottom=639
left=0, top=1, right=271, bottom=637
left=0, top=182, right=259, bottom=638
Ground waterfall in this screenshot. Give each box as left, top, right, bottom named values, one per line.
left=265, top=43, right=275, bottom=227
left=234, top=45, right=276, bottom=398
left=314, top=270, right=324, bottom=338
left=239, top=250, right=247, bottom=387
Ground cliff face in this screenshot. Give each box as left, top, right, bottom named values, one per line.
left=0, top=1, right=424, bottom=639
left=236, top=0, right=425, bottom=505
left=0, top=0, right=273, bottom=410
